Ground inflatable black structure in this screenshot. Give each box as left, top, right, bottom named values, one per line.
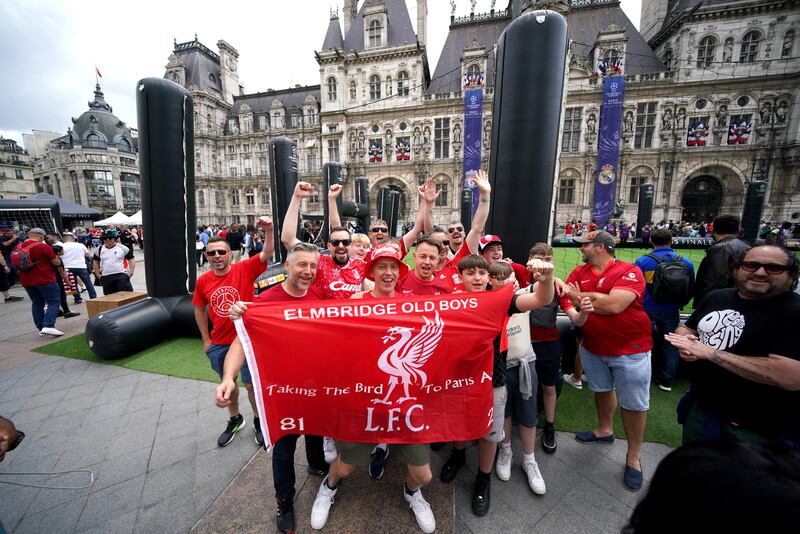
left=487, top=10, right=568, bottom=263
left=85, top=78, right=197, bottom=359
left=741, top=180, right=768, bottom=241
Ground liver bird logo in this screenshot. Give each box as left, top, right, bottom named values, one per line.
left=371, top=312, right=444, bottom=405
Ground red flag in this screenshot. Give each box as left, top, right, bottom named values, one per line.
left=95, top=66, right=102, bottom=78
left=236, top=287, right=514, bottom=447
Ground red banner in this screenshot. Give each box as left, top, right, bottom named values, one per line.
left=236, top=287, right=514, bottom=447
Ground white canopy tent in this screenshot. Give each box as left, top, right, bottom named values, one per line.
left=94, top=211, right=133, bottom=227
left=127, top=210, right=142, bottom=225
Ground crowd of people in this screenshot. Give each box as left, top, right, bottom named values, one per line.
left=187, top=171, right=799, bottom=533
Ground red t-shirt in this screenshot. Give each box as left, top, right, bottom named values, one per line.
left=565, top=260, right=652, bottom=356
left=192, top=254, right=267, bottom=345
left=397, top=270, right=454, bottom=295
left=313, top=254, right=366, bottom=299
left=510, top=262, right=531, bottom=289
left=255, top=282, right=324, bottom=303
left=18, top=240, right=56, bottom=287
left=438, top=242, right=471, bottom=291
left=530, top=293, right=574, bottom=342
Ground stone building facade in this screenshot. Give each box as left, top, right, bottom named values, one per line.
left=0, top=138, right=36, bottom=200
left=166, top=0, right=799, bottom=230
left=30, top=85, right=140, bottom=217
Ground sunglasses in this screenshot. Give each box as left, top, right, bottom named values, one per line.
left=6, top=430, right=24, bottom=453
left=205, top=249, right=229, bottom=256
left=447, top=227, right=464, bottom=233
left=739, top=261, right=789, bottom=274
left=370, top=227, right=388, bottom=233
left=330, top=239, right=351, bottom=247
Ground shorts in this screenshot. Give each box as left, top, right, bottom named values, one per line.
left=504, top=361, right=539, bottom=428
left=101, top=273, right=133, bottom=295
left=484, top=386, right=507, bottom=443
left=207, top=343, right=252, bottom=385
left=337, top=441, right=430, bottom=467
left=580, top=346, right=650, bottom=412
left=532, top=340, right=562, bottom=387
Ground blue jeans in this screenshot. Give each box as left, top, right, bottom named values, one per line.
left=24, top=283, right=61, bottom=330
left=68, top=268, right=97, bottom=302
left=647, top=309, right=680, bottom=384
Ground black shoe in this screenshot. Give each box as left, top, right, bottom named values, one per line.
left=254, top=417, right=264, bottom=447
left=369, top=446, right=388, bottom=480
left=3, top=296, right=23, bottom=303
left=57, top=311, right=64, bottom=317
left=64, top=312, right=80, bottom=318
left=440, top=450, right=465, bottom=483
left=276, top=497, right=295, bottom=533
left=542, top=424, right=557, bottom=454
left=307, top=464, right=329, bottom=478
left=217, top=414, right=244, bottom=447
left=472, top=476, right=491, bottom=517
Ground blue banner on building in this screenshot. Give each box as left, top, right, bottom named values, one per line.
left=591, top=76, right=625, bottom=225
left=462, top=73, right=485, bottom=216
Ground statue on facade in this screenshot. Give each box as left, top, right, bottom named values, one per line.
left=413, top=127, right=421, bottom=148
left=676, top=107, right=687, bottom=130
left=723, top=39, right=734, bottom=62
left=483, top=120, right=492, bottom=148
left=586, top=113, right=597, bottom=134
left=358, top=131, right=365, bottom=149
left=453, top=123, right=462, bottom=144
left=662, top=109, right=674, bottom=130
left=775, top=101, right=787, bottom=123
left=760, top=102, right=773, bottom=124
left=624, top=111, right=634, bottom=133
left=716, top=104, right=728, bottom=128
left=423, top=126, right=431, bottom=147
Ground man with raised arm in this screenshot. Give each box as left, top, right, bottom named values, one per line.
left=193, top=217, right=274, bottom=448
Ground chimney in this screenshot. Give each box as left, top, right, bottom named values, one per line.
left=417, top=0, right=428, bottom=47
left=343, top=0, right=357, bottom=37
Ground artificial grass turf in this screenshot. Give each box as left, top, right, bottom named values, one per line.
left=34, top=333, right=685, bottom=447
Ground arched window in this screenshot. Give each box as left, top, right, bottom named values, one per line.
left=117, top=138, right=132, bottom=153
left=397, top=71, right=410, bottom=96
left=663, top=49, right=675, bottom=71
left=327, top=77, right=337, bottom=101
left=739, top=31, right=760, bottom=63
left=369, top=74, right=381, bottom=100
left=783, top=30, right=795, bottom=59
left=467, top=64, right=482, bottom=78
left=697, top=36, right=716, bottom=67
left=349, top=80, right=357, bottom=100
left=368, top=20, right=382, bottom=47
left=603, top=48, right=620, bottom=64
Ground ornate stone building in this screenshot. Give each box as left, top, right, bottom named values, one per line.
left=30, top=85, right=140, bottom=216
left=167, top=0, right=799, bottom=229
left=0, top=138, right=36, bottom=200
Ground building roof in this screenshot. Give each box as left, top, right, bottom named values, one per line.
left=30, top=192, right=103, bottom=220
left=322, top=14, right=344, bottom=50
left=169, top=38, right=224, bottom=96
left=230, top=85, right=321, bottom=116
left=69, top=84, right=136, bottom=151
left=342, top=0, right=417, bottom=52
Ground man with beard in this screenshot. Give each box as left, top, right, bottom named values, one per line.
left=194, top=217, right=274, bottom=448
left=565, top=230, right=652, bottom=491
left=665, top=245, right=800, bottom=447
left=309, top=245, right=438, bottom=533
left=217, top=242, right=328, bottom=534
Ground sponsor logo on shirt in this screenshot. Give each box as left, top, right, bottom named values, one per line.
left=625, top=271, right=638, bottom=282
left=329, top=281, right=362, bottom=293
left=697, top=309, right=745, bottom=349
left=209, top=286, right=240, bottom=318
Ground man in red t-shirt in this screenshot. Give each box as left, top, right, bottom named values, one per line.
left=193, top=217, right=274, bottom=448
left=216, top=242, right=327, bottom=534
left=397, top=236, right=456, bottom=295
left=17, top=228, right=69, bottom=336
left=565, top=230, right=652, bottom=491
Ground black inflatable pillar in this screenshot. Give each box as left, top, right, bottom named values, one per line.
left=269, top=138, right=298, bottom=262
left=322, top=163, right=343, bottom=242
left=85, top=298, right=172, bottom=360
left=487, top=10, right=568, bottom=262
left=636, top=184, right=654, bottom=235
left=741, top=180, right=767, bottom=241
left=136, top=77, right=195, bottom=297
left=389, top=190, right=401, bottom=236
left=460, top=189, right=473, bottom=234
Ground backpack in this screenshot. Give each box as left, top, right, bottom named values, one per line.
left=646, top=253, right=693, bottom=305
left=10, top=241, right=42, bottom=270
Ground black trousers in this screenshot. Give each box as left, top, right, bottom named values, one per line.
left=272, top=434, right=327, bottom=500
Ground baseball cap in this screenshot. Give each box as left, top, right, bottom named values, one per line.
left=28, top=228, right=46, bottom=235
left=364, top=244, right=409, bottom=281
left=102, top=229, right=120, bottom=239
left=478, top=234, right=503, bottom=252
left=573, top=230, right=616, bottom=249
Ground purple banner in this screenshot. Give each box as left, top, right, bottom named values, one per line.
left=591, top=77, right=625, bottom=225
left=462, top=73, right=485, bottom=216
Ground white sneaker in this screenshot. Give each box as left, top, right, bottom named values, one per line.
left=563, top=373, right=583, bottom=390
left=524, top=460, right=547, bottom=495
left=40, top=327, right=64, bottom=337
left=310, top=477, right=337, bottom=530
left=323, top=436, right=338, bottom=464
left=404, top=487, right=436, bottom=534
left=495, top=446, right=512, bottom=481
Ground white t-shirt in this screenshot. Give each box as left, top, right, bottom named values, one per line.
left=506, top=287, right=533, bottom=360
left=94, top=244, right=132, bottom=275
left=61, top=242, right=90, bottom=269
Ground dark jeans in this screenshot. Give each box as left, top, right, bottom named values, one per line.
left=68, top=268, right=97, bottom=301
left=24, top=282, right=60, bottom=329
left=272, top=434, right=326, bottom=500
left=647, top=309, right=680, bottom=383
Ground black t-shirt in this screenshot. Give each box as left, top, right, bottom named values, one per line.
left=226, top=231, right=243, bottom=250
left=685, top=288, right=800, bottom=440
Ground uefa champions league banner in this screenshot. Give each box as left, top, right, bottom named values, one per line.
left=235, top=286, right=514, bottom=447
left=591, top=76, right=625, bottom=225
left=462, top=73, right=485, bottom=216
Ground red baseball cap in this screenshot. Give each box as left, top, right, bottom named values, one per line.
left=478, top=234, right=503, bottom=252
left=364, top=244, right=409, bottom=281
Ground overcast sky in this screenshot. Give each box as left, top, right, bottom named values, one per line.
left=0, top=0, right=640, bottom=147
